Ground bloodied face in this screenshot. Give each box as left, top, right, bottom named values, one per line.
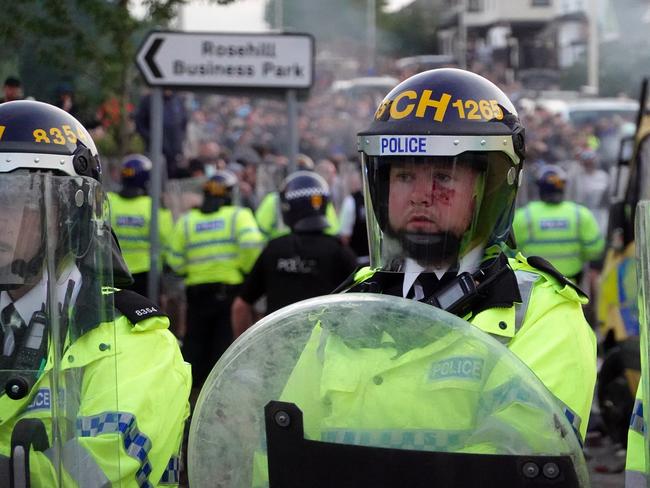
left=388, top=159, right=479, bottom=238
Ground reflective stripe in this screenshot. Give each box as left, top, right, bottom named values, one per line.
left=187, top=238, right=235, bottom=249
left=77, top=412, right=153, bottom=488
left=240, top=241, right=265, bottom=249
left=159, top=455, right=180, bottom=485
left=322, top=428, right=472, bottom=451
left=238, top=227, right=260, bottom=237
left=630, top=398, right=644, bottom=435
left=118, top=235, right=150, bottom=243
left=44, top=438, right=110, bottom=488
left=514, top=270, right=538, bottom=333
left=525, top=238, right=583, bottom=245
left=187, top=253, right=238, bottom=265
left=625, top=469, right=648, bottom=488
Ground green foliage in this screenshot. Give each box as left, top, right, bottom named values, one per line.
left=0, top=0, right=186, bottom=155
left=378, top=4, right=438, bottom=57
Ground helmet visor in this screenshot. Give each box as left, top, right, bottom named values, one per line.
left=0, top=173, right=112, bottom=293
left=363, top=151, right=518, bottom=271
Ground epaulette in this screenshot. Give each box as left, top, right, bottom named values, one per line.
left=526, top=255, right=587, bottom=297
left=114, top=289, right=167, bottom=325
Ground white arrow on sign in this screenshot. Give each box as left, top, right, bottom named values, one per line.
left=135, top=31, right=314, bottom=89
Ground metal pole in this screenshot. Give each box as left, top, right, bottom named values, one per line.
left=286, top=89, right=298, bottom=174
left=457, top=0, right=467, bottom=70
left=587, top=0, right=599, bottom=94
left=367, top=0, right=376, bottom=73
left=275, top=0, right=283, bottom=30
left=148, top=88, right=163, bottom=300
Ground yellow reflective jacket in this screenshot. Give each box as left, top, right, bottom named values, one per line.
left=0, top=299, right=192, bottom=487
left=255, top=192, right=339, bottom=240
left=513, top=200, right=605, bottom=278
left=292, top=254, right=596, bottom=440
left=251, top=254, right=597, bottom=486
left=108, top=192, right=174, bottom=274
left=168, top=206, right=264, bottom=286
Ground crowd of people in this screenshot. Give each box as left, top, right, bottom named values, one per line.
left=0, top=57, right=641, bottom=486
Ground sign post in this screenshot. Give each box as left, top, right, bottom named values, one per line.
left=135, top=31, right=314, bottom=299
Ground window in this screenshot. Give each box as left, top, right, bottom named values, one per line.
left=467, top=0, right=482, bottom=12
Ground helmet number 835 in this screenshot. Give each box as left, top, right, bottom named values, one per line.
left=32, top=125, right=87, bottom=145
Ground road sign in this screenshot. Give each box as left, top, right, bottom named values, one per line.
left=136, top=31, right=314, bottom=89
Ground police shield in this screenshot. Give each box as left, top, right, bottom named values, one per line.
left=0, top=172, right=118, bottom=486
left=189, top=293, right=589, bottom=487
left=635, top=200, right=650, bottom=475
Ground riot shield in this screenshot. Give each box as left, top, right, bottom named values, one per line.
left=189, top=293, right=589, bottom=487
left=0, top=173, right=117, bottom=486
left=635, top=200, right=650, bottom=474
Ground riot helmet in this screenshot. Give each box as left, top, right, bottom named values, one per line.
left=0, top=100, right=130, bottom=290
left=120, top=153, right=152, bottom=191
left=357, top=68, right=525, bottom=271
left=201, top=169, right=237, bottom=213
left=279, top=171, right=330, bottom=232
left=536, top=165, right=567, bottom=204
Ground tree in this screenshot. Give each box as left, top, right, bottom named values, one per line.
left=0, top=0, right=191, bottom=157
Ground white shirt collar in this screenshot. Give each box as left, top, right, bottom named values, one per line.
left=0, top=266, right=82, bottom=326
left=401, top=245, right=484, bottom=298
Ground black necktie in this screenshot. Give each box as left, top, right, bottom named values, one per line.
left=406, top=274, right=437, bottom=300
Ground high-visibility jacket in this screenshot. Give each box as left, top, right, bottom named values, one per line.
left=108, top=192, right=174, bottom=274
left=626, top=384, right=646, bottom=487
left=289, top=254, right=596, bottom=439
left=252, top=254, right=597, bottom=485
left=168, top=206, right=264, bottom=286
left=513, top=200, right=605, bottom=278
left=254, top=192, right=340, bottom=240
left=0, top=294, right=192, bottom=487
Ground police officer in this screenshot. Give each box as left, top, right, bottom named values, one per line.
left=231, top=171, right=357, bottom=338
left=332, top=68, right=596, bottom=442
left=0, top=100, right=191, bottom=486
left=169, top=170, right=264, bottom=387
left=108, top=154, right=174, bottom=297
left=512, top=165, right=605, bottom=283
left=255, top=171, right=340, bottom=240
left=339, top=169, right=370, bottom=265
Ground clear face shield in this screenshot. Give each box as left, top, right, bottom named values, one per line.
left=0, top=172, right=118, bottom=483
left=361, top=148, right=519, bottom=272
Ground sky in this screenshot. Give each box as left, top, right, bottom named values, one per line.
left=178, top=0, right=414, bottom=31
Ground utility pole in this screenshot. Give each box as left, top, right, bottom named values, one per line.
left=274, top=0, right=283, bottom=30
left=367, top=0, right=377, bottom=73
left=457, top=0, right=467, bottom=69
left=587, top=0, right=599, bottom=94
